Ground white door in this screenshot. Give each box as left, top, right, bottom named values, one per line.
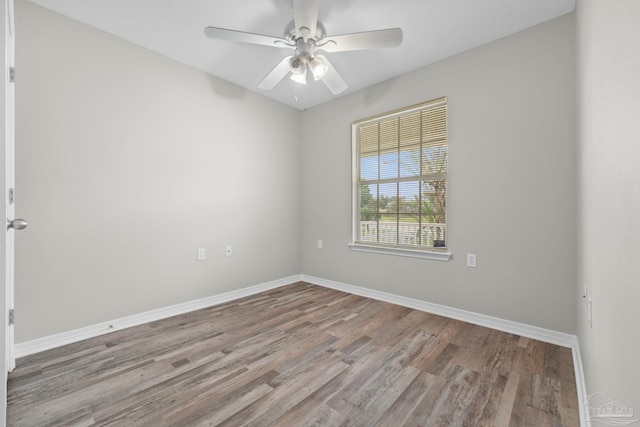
left=1, top=0, right=16, bottom=424
left=3, top=0, right=14, bottom=374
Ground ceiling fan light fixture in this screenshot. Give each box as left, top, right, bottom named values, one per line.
left=289, top=55, right=306, bottom=73
left=290, top=69, right=307, bottom=84
left=309, top=56, right=328, bottom=80
left=289, top=54, right=310, bottom=85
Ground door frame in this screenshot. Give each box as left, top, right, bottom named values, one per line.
left=1, top=0, right=15, bottom=424
left=4, top=0, right=12, bottom=375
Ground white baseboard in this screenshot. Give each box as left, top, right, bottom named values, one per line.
left=13, top=273, right=588, bottom=426
left=13, top=275, right=303, bottom=359
left=302, top=274, right=577, bottom=348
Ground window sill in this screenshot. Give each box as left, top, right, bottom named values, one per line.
left=348, top=244, right=452, bottom=262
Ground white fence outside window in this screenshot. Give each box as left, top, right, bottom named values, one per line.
left=360, top=221, right=446, bottom=247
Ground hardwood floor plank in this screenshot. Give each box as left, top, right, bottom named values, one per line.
left=98, top=414, right=167, bottom=427
left=475, top=373, right=508, bottom=427
left=433, top=365, right=483, bottom=426
left=426, top=342, right=460, bottom=375
left=323, top=331, right=427, bottom=416
left=402, top=370, right=451, bottom=425
left=492, top=369, right=521, bottom=426
left=560, top=381, right=580, bottom=427
left=11, top=360, right=173, bottom=426
left=273, top=403, right=342, bottom=427
left=374, top=370, right=438, bottom=427
left=525, top=339, right=548, bottom=375
left=342, top=332, right=425, bottom=411
left=410, top=318, right=465, bottom=371
left=163, top=370, right=279, bottom=426
left=453, top=323, right=493, bottom=350
left=220, top=354, right=350, bottom=426
left=422, top=365, right=478, bottom=426
left=558, top=347, right=579, bottom=427
left=7, top=282, right=579, bottom=427
left=487, top=331, right=521, bottom=377
left=91, top=351, right=237, bottom=423
left=456, top=368, right=502, bottom=426
left=325, top=299, right=395, bottom=339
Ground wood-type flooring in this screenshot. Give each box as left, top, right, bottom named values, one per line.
left=7, top=282, right=580, bottom=426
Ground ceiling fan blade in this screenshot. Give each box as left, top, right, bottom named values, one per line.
left=258, top=56, right=293, bottom=90
left=204, top=27, right=294, bottom=49
left=316, top=55, right=347, bottom=95
left=293, top=0, right=318, bottom=40
left=319, top=28, right=403, bottom=53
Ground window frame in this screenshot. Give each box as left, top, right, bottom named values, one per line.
left=350, top=97, right=451, bottom=261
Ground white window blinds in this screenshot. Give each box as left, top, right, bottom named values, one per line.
left=353, top=97, right=448, bottom=250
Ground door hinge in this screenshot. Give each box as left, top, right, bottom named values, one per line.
left=9, top=188, right=14, bottom=204
left=8, top=309, right=14, bottom=326
left=9, top=67, right=15, bottom=83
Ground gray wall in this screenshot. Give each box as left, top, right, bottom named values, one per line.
left=301, top=14, right=577, bottom=333
left=14, top=1, right=302, bottom=342
left=15, top=2, right=578, bottom=344
left=576, top=0, right=640, bottom=415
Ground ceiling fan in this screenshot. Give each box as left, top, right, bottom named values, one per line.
left=204, top=0, right=403, bottom=95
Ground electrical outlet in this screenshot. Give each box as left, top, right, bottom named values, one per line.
left=318, top=239, right=323, bottom=249
left=466, top=253, right=477, bottom=268
left=225, top=245, right=232, bottom=257
left=197, top=248, right=205, bottom=261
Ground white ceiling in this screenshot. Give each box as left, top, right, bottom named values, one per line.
left=30, top=0, right=575, bottom=110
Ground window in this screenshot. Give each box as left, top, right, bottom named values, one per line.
left=351, top=97, right=449, bottom=259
